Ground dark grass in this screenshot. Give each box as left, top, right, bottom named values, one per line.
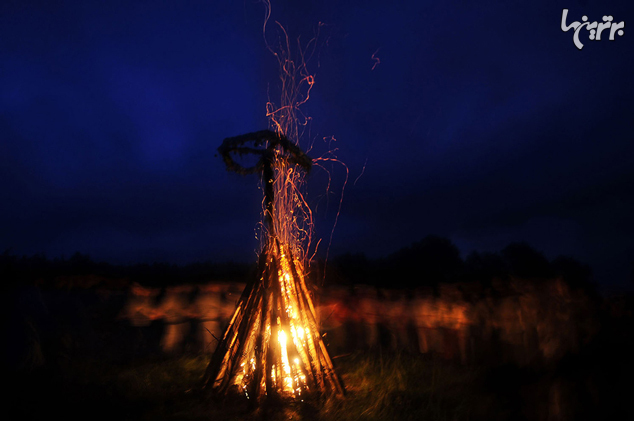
left=319, top=352, right=495, bottom=421
left=7, top=318, right=634, bottom=421
left=6, top=351, right=513, bottom=421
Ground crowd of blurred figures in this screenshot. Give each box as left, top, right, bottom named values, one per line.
left=6, top=272, right=633, bottom=420
left=10, top=238, right=628, bottom=371
left=5, top=243, right=633, bottom=420
left=118, top=277, right=601, bottom=368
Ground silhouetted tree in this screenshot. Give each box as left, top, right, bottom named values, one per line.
left=382, top=235, right=464, bottom=288
left=328, top=253, right=373, bottom=285
left=464, top=251, right=509, bottom=287
left=501, top=242, right=552, bottom=279
left=0, top=250, right=255, bottom=288
left=551, top=255, right=594, bottom=290
left=68, top=252, right=93, bottom=275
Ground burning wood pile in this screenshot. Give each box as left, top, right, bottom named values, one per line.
left=201, top=130, right=344, bottom=401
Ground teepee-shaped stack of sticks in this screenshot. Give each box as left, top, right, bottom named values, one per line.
left=202, top=130, right=344, bottom=401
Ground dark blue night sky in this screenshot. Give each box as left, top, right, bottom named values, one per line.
left=1, top=0, right=633, bottom=290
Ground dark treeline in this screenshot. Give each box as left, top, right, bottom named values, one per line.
left=0, top=250, right=257, bottom=289
left=1, top=236, right=600, bottom=293
left=323, top=235, right=597, bottom=294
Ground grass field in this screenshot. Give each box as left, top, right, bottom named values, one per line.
left=5, top=288, right=633, bottom=420
left=9, top=351, right=495, bottom=421
left=11, top=346, right=627, bottom=421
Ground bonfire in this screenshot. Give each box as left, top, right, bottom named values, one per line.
left=201, top=129, right=344, bottom=401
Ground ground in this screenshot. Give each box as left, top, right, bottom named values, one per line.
left=7, top=341, right=634, bottom=421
